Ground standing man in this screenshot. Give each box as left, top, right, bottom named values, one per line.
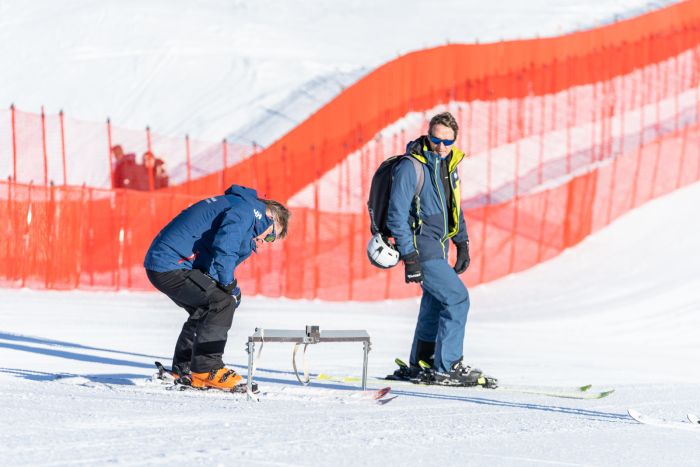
left=144, top=185, right=290, bottom=390
left=386, top=112, right=480, bottom=386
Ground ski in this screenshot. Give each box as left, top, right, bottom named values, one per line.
left=496, top=385, right=614, bottom=400
left=687, top=414, right=700, bottom=425
left=317, top=357, right=613, bottom=400
left=628, top=409, right=700, bottom=431
left=153, top=362, right=392, bottom=404
left=372, top=386, right=392, bottom=400
left=270, top=385, right=394, bottom=405
left=153, top=361, right=259, bottom=397
left=373, top=376, right=612, bottom=399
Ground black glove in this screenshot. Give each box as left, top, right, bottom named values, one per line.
left=217, top=279, right=242, bottom=308
left=217, top=278, right=237, bottom=294
left=402, top=251, right=423, bottom=283
left=231, top=287, right=242, bottom=307
left=453, top=241, right=470, bottom=274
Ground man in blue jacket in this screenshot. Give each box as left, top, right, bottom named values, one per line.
left=144, top=185, right=290, bottom=391
left=386, top=112, right=481, bottom=386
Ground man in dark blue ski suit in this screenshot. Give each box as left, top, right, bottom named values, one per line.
left=386, top=112, right=481, bottom=386
left=144, top=185, right=289, bottom=390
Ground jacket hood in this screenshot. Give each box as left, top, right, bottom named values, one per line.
left=224, top=184, right=271, bottom=238
left=224, top=184, right=259, bottom=201
left=406, top=136, right=430, bottom=158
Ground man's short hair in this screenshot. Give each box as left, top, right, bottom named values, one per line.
left=261, top=199, right=290, bottom=239
left=428, top=112, right=459, bottom=138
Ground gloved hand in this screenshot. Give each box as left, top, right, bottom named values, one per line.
left=217, top=278, right=237, bottom=294
left=453, top=241, right=470, bottom=274
left=402, top=251, right=423, bottom=283
left=231, top=287, right=242, bottom=307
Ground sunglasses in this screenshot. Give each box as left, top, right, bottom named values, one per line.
left=429, top=135, right=455, bottom=147
left=263, top=219, right=277, bottom=243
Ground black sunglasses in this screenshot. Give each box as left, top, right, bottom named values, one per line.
left=429, top=134, right=455, bottom=146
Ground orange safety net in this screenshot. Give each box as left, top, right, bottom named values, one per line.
left=2, top=0, right=700, bottom=299
left=0, top=108, right=254, bottom=189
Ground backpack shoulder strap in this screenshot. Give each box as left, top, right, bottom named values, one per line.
left=407, top=155, right=424, bottom=198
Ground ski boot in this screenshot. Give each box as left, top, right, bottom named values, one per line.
left=191, top=367, right=243, bottom=391
left=385, top=358, right=423, bottom=382
left=418, top=358, right=498, bottom=388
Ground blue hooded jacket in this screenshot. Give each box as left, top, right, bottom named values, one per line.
left=143, top=185, right=272, bottom=286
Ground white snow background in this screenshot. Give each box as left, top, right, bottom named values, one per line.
left=1, top=1, right=700, bottom=466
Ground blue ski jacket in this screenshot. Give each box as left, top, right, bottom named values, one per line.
left=143, top=185, right=271, bottom=286
left=386, top=136, right=468, bottom=261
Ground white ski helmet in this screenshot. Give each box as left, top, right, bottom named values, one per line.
left=367, top=233, right=400, bottom=269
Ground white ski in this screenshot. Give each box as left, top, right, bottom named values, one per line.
left=317, top=373, right=613, bottom=400
left=688, top=414, right=700, bottom=425
left=628, top=409, right=700, bottom=431
left=496, top=385, right=614, bottom=400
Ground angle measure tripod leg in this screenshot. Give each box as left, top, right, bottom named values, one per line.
left=362, top=340, right=370, bottom=390
left=246, top=340, right=255, bottom=399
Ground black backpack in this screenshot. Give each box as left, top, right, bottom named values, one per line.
left=367, top=155, right=424, bottom=238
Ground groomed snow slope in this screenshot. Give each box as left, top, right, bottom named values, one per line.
left=1, top=181, right=699, bottom=466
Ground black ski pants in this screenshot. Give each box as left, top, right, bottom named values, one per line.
left=146, top=268, right=237, bottom=373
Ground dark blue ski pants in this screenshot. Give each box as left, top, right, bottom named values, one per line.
left=409, top=258, right=470, bottom=372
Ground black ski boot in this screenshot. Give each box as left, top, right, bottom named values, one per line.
left=420, top=358, right=498, bottom=388
left=385, top=358, right=422, bottom=381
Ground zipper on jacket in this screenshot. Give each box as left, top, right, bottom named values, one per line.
left=434, top=158, right=448, bottom=258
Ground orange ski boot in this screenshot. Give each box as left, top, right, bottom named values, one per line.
left=190, top=367, right=243, bottom=391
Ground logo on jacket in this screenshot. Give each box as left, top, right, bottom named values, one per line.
left=253, top=209, right=262, bottom=220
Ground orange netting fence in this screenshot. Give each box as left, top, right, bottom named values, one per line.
left=0, top=107, right=255, bottom=189
left=1, top=0, right=700, bottom=299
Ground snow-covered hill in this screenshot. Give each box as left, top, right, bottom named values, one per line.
left=0, top=0, right=680, bottom=145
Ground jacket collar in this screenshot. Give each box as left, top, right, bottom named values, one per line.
left=407, top=135, right=465, bottom=170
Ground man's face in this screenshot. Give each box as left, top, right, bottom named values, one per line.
left=255, top=216, right=283, bottom=244
left=428, top=124, right=455, bottom=158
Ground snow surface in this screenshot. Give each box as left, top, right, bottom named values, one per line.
left=1, top=181, right=699, bottom=466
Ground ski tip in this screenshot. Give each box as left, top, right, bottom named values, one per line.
left=597, top=389, right=615, bottom=399
left=628, top=408, right=642, bottom=421
left=373, top=386, right=392, bottom=400
left=688, top=414, right=700, bottom=425
left=579, top=384, right=592, bottom=392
